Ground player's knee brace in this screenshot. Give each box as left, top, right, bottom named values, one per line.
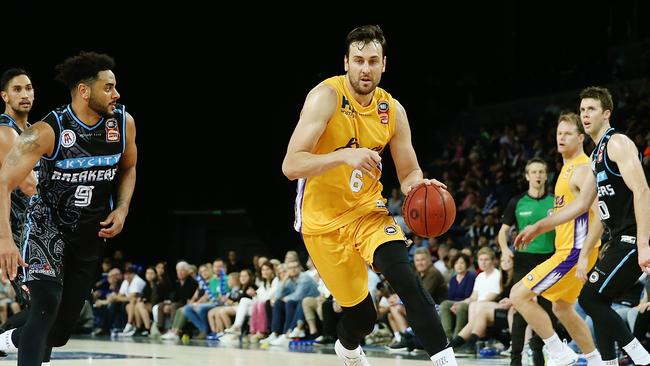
left=337, top=294, right=376, bottom=348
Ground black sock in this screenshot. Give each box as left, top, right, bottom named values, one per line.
left=450, top=335, right=465, bottom=348
left=467, top=333, right=479, bottom=345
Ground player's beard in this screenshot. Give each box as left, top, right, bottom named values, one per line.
left=89, top=96, right=114, bottom=118
left=349, top=75, right=377, bottom=96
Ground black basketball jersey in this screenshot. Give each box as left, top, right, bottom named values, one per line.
left=0, top=114, right=31, bottom=240
left=31, top=104, right=126, bottom=231
left=590, top=128, right=638, bottom=238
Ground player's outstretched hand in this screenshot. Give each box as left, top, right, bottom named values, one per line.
left=514, top=223, right=541, bottom=250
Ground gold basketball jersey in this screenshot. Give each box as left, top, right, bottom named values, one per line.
left=553, top=153, right=600, bottom=251
left=295, top=75, right=397, bottom=235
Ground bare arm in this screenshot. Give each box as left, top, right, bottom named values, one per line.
left=515, top=173, right=596, bottom=247
left=0, top=127, right=37, bottom=196
left=573, top=165, right=604, bottom=280
left=607, top=134, right=650, bottom=268
left=99, top=113, right=137, bottom=238
left=282, top=85, right=381, bottom=180
left=0, top=122, right=55, bottom=279
left=497, top=224, right=513, bottom=258
left=389, top=99, right=445, bottom=195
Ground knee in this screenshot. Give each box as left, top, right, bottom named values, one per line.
left=510, top=282, right=531, bottom=305
left=551, top=301, right=571, bottom=319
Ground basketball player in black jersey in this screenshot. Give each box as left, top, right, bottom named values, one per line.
left=516, top=86, right=650, bottom=366
left=0, top=68, right=39, bottom=359
left=0, top=52, right=137, bottom=366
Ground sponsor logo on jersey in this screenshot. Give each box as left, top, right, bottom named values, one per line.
left=596, top=171, right=607, bottom=183
left=384, top=225, right=398, bottom=235
left=519, top=210, right=532, bottom=217
left=621, top=235, right=636, bottom=244
left=597, top=143, right=605, bottom=163
left=106, top=118, right=120, bottom=142
left=29, top=263, right=55, bottom=276
left=61, top=129, right=76, bottom=147
left=589, top=271, right=599, bottom=283
left=55, top=154, right=122, bottom=170
left=340, top=96, right=357, bottom=116
left=563, top=164, right=574, bottom=179
left=527, top=274, right=534, bottom=282
left=377, top=100, right=389, bottom=124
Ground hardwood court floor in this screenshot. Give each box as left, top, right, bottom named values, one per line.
left=0, top=336, right=510, bottom=365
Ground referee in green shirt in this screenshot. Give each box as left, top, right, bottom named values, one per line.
left=498, top=157, right=556, bottom=366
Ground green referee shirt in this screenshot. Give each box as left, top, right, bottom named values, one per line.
left=502, top=192, right=555, bottom=254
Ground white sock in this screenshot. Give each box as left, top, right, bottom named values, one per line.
left=0, top=329, right=17, bottom=351
left=394, top=331, right=402, bottom=342
left=623, top=338, right=650, bottom=365
left=335, top=340, right=361, bottom=358
left=542, top=333, right=564, bottom=356
left=584, top=349, right=604, bottom=366
left=602, top=359, right=618, bottom=366
left=430, top=347, right=457, bottom=366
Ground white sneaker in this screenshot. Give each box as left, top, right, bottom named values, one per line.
left=122, top=323, right=135, bottom=334
left=160, top=331, right=179, bottom=341
left=288, top=327, right=306, bottom=338
left=260, top=333, right=278, bottom=344
left=270, top=334, right=289, bottom=346
left=119, top=328, right=136, bottom=337
left=335, top=339, right=370, bottom=366
left=546, top=343, right=579, bottom=366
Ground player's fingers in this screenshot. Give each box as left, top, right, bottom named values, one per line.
left=18, top=256, right=27, bottom=268
left=9, top=255, right=16, bottom=280
left=361, top=164, right=376, bottom=179
left=370, top=151, right=382, bottom=164
left=430, top=179, right=447, bottom=189
left=0, top=258, right=6, bottom=281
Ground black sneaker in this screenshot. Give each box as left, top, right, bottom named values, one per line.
left=386, top=337, right=409, bottom=353
left=454, top=343, right=476, bottom=357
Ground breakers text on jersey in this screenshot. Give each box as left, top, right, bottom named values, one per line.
left=51, top=168, right=117, bottom=183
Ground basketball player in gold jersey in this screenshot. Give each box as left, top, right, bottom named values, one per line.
left=510, top=113, right=604, bottom=366
left=282, top=25, right=457, bottom=366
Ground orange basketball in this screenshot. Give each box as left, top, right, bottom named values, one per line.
left=401, top=184, right=456, bottom=238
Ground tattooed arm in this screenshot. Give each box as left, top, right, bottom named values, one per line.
left=0, top=127, right=37, bottom=197
left=0, top=122, right=55, bottom=280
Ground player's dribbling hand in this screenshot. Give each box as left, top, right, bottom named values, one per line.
left=0, top=237, right=27, bottom=281
left=342, top=148, right=381, bottom=179
left=99, top=207, right=128, bottom=238
left=406, top=179, right=447, bottom=193
left=514, top=223, right=540, bottom=250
